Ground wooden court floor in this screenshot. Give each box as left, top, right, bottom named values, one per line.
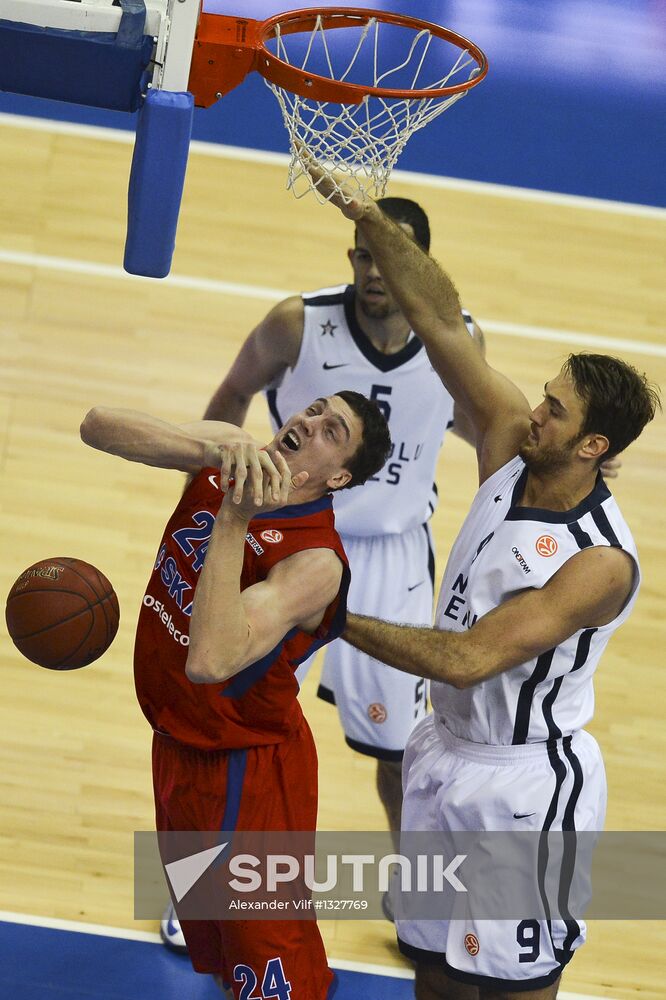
left=0, top=119, right=664, bottom=997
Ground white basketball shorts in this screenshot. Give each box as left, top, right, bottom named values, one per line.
left=315, top=524, right=434, bottom=760
left=396, top=715, right=607, bottom=990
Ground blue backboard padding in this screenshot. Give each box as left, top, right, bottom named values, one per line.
left=0, top=21, right=152, bottom=112
left=124, top=90, right=195, bottom=278
left=0, top=920, right=413, bottom=999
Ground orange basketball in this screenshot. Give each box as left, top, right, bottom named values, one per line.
left=5, top=557, right=120, bottom=670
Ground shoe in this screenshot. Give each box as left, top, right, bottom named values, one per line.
left=160, top=901, right=189, bottom=953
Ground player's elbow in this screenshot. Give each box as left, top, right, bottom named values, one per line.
left=80, top=406, right=108, bottom=448
left=185, top=648, right=246, bottom=684
left=444, top=665, right=470, bottom=690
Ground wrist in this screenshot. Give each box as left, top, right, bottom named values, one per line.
left=218, top=499, right=252, bottom=528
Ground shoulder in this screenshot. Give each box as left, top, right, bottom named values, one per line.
left=548, top=544, right=636, bottom=623
left=266, top=546, right=344, bottom=597
left=260, top=295, right=305, bottom=334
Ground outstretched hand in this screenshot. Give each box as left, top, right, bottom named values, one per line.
left=295, top=143, right=369, bottom=222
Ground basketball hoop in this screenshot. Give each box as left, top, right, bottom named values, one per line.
left=189, top=7, right=488, bottom=202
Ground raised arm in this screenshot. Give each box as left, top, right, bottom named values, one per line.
left=349, top=199, right=532, bottom=481
left=80, top=407, right=248, bottom=473
left=204, top=295, right=304, bottom=423
left=303, top=157, right=532, bottom=481
left=450, top=320, right=485, bottom=448
left=80, top=408, right=287, bottom=506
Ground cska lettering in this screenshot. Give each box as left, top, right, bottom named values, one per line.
left=160, top=556, right=192, bottom=610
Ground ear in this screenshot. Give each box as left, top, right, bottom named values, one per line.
left=327, top=468, right=352, bottom=491
left=347, top=248, right=355, bottom=267
left=578, top=433, right=610, bottom=463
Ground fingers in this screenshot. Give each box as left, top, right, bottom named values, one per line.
left=258, top=450, right=282, bottom=503
left=294, top=143, right=366, bottom=220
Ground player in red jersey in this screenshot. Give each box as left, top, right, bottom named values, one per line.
left=80, top=393, right=391, bottom=1000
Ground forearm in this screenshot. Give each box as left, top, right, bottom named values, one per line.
left=343, top=613, right=469, bottom=688
left=203, top=380, right=252, bottom=425
left=186, top=506, right=251, bottom=683
left=356, top=202, right=464, bottom=336
left=80, top=407, right=216, bottom=473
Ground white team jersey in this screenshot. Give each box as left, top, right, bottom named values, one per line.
left=264, top=284, right=474, bottom=536
left=431, top=456, right=640, bottom=745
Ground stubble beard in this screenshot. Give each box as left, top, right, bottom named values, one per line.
left=519, top=432, right=584, bottom=474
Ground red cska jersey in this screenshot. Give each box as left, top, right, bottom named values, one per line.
left=134, top=468, right=350, bottom=750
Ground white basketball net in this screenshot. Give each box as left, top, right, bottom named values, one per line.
left=265, top=14, right=481, bottom=202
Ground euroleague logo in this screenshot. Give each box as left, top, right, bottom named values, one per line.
left=464, top=933, right=480, bottom=956
left=536, top=534, right=558, bottom=557
left=260, top=529, right=283, bottom=545
left=367, top=703, right=387, bottom=724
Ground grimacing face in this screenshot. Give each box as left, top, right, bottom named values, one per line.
left=348, top=224, right=416, bottom=321
left=265, top=395, right=363, bottom=492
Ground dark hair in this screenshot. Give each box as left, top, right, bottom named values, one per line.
left=355, top=197, right=431, bottom=252
left=334, top=390, right=392, bottom=489
left=563, top=353, right=661, bottom=460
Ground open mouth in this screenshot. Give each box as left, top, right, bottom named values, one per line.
left=282, top=429, right=300, bottom=452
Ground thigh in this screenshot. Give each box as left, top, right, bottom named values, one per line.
left=398, top=728, right=606, bottom=992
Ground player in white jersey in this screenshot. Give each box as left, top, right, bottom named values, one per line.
left=310, top=169, right=660, bottom=998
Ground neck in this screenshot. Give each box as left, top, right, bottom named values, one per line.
left=281, top=483, right=329, bottom=508
left=520, top=465, right=600, bottom=511
left=354, top=299, right=411, bottom=355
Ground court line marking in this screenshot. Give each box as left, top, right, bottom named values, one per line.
left=1, top=111, right=664, bottom=220
left=0, top=911, right=616, bottom=999
left=0, top=246, right=664, bottom=360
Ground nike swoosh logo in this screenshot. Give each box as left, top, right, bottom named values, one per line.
left=407, top=581, right=425, bottom=591
left=322, top=362, right=349, bottom=370
left=513, top=812, right=536, bottom=819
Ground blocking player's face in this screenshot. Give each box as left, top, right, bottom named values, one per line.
left=520, top=370, right=603, bottom=472
left=348, top=223, right=415, bottom=320
left=266, top=395, right=363, bottom=492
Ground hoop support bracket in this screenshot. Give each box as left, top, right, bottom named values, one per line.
left=188, top=14, right=262, bottom=108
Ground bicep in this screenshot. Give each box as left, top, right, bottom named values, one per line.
left=238, top=549, right=343, bottom=667
left=460, top=547, right=635, bottom=684
left=223, top=296, right=305, bottom=396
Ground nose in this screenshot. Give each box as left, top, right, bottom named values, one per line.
left=530, top=402, right=546, bottom=425
left=300, top=414, right=316, bottom=436
left=367, top=258, right=381, bottom=280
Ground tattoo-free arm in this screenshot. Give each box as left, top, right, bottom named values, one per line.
left=343, top=546, right=635, bottom=689
left=80, top=408, right=251, bottom=473
left=185, top=506, right=342, bottom=684
left=204, top=296, right=304, bottom=423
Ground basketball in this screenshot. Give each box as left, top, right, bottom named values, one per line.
left=5, top=558, right=120, bottom=670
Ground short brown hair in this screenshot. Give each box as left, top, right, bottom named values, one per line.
left=334, top=390, right=392, bottom=489
left=564, top=353, right=661, bottom=460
